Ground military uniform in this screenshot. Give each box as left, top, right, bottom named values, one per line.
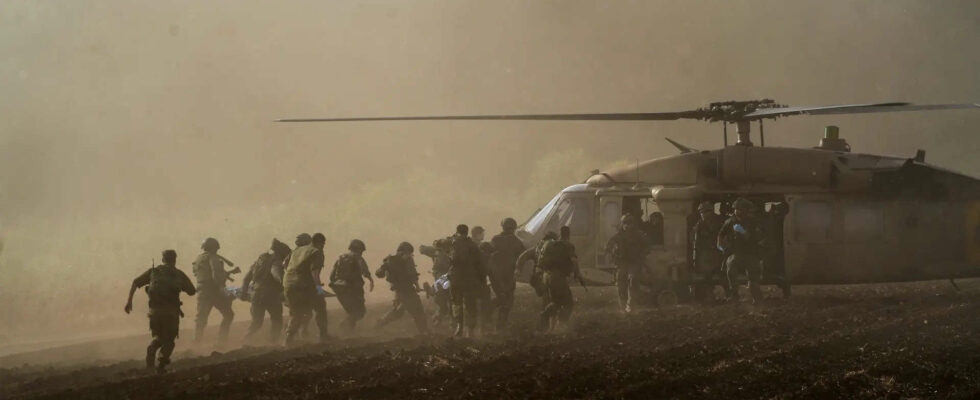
left=375, top=249, right=428, bottom=334
left=241, top=252, right=284, bottom=342
left=329, top=252, right=372, bottom=331
left=475, top=241, right=495, bottom=333
left=192, top=251, right=235, bottom=342
left=420, top=240, right=452, bottom=326
left=606, top=222, right=650, bottom=313
left=283, top=244, right=329, bottom=344
left=132, top=263, right=195, bottom=371
left=538, top=239, right=577, bottom=330
left=692, top=207, right=726, bottom=302
left=488, top=231, right=526, bottom=329
left=448, top=233, right=485, bottom=336
left=718, top=207, right=765, bottom=303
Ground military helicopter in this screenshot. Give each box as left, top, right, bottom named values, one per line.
left=279, top=99, right=980, bottom=301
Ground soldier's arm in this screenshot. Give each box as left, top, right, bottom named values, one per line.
left=328, top=258, right=341, bottom=284
left=312, top=251, right=326, bottom=286
left=359, top=257, right=374, bottom=291
left=125, top=269, right=152, bottom=314
left=241, top=256, right=261, bottom=291
left=209, top=256, right=226, bottom=285
left=179, top=271, right=197, bottom=296
left=716, top=220, right=733, bottom=252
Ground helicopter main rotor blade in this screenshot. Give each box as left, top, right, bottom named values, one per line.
left=745, top=103, right=980, bottom=119
left=276, top=110, right=706, bottom=123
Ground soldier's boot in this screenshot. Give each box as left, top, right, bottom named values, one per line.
left=749, top=282, right=763, bottom=304
left=156, top=341, right=175, bottom=374
left=145, top=341, right=161, bottom=370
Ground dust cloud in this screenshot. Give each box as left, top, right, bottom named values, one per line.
left=1, top=0, right=979, bottom=349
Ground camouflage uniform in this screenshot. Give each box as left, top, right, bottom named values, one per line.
left=420, top=239, right=452, bottom=326
left=606, top=219, right=650, bottom=313
left=375, top=244, right=428, bottom=334
left=718, top=199, right=765, bottom=303
left=475, top=241, right=495, bottom=333
left=192, top=251, right=235, bottom=342
left=131, top=262, right=195, bottom=371
left=283, top=243, right=329, bottom=344
left=488, top=229, right=526, bottom=330
left=241, top=247, right=286, bottom=342
left=448, top=232, right=485, bottom=336
left=329, top=251, right=372, bottom=331
left=538, top=238, right=577, bottom=330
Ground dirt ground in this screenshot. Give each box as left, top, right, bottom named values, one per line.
left=3, top=280, right=980, bottom=399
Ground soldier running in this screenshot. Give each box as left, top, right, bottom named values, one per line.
left=329, top=239, right=375, bottom=333
left=419, top=237, right=452, bottom=327
left=240, top=238, right=291, bottom=343
left=283, top=233, right=330, bottom=345
left=124, top=249, right=196, bottom=373
left=375, top=242, right=429, bottom=335
left=448, top=224, right=485, bottom=337
left=192, top=237, right=238, bottom=343
left=717, top=197, right=766, bottom=304
left=488, top=217, right=527, bottom=331
left=538, top=226, right=580, bottom=332
left=471, top=226, right=495, bottom=334
left=605, top=215, right=650, bottom=314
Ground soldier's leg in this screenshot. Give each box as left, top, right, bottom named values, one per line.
left=268, top=301, right=283, bottom=343
left=746, top=258, right=763, bottom=303
left=450, top=284, right=466, bottom=335
left=478, top=284, right=493, bottom=333
left=156, top=314, right=180, bottom=372
left=311, top=297, right=329, bottom=343
left=402, top=291, right=429, bottom=334
left=147, top=315, right=163, bottom=369
left=556, top=282, right=574, bottom=325
left=615, top=267, right=629, bottom=312
left=377, top=298, right=406, bottom=328
left=464, top=293, right=479, bottom=336
left=284, top=291, right=312, bottom=346
left=725, top=256, right=741, bottom=300
left=350, top=289, right=367, bottom=327
left=245, top=299, right=265, bottom=339
left=194, top=293, right=213, bottom=342
left=496, top=287, right=515, bottom=330
left=214, top=295, right=235, bottom=341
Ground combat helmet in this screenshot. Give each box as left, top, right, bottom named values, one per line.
left=733, top=197, right=755, bottom=211
left=349, top=239, right=366, bottom=252
left=397, top=241, right=414, bottom=254
left=501, top=217, right=518, bottom=231
left=201, top=237, right=220, bottom=252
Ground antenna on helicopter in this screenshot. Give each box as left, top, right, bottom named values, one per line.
left=277, top=100, right=980, bottom=147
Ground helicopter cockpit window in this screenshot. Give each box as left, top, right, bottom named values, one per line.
left=794, top=201, right=832, bottom=242
left=523, top=193, right=561, bottom=235
left=545, top=197, right=592, bottom=236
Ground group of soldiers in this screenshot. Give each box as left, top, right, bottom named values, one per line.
left=122, top=197, right=786, bottom=373
left=122, top=217, right=569, bottom=373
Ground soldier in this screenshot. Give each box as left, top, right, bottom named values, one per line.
left=516, top=231, right=559, bottom=306
left=192, top=237, right=238, bottom=343
left=691, top=201, right=727, bottom=302
left=124, top=249, right=196, bottom=373
left=375, top=242, right=429, bottom=334
left=283, top=232, right=329, bottom=345
left=329, top=239, right=375, bottom=333
left=419, top=238, right=452, bottom=327
left=762, top=202, right=791, bottom=298
left=717, top=197, right=766, bottom=304
left=240, top=238, right=291, bottom=343
left=471, top=226, right=495, bottom=334
left=643, top=211, right=665, bottom=246
left=605, top=215, right=650, bottom=314
left=448, top=224, right=485, bottom=337
left=488, top=217, right=527, bottom=330
left=538, top=226, right=580, bottom=331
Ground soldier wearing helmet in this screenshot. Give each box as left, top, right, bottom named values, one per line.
left=192, top=237, right=236, bottom=343
left=470, top=226, right=495, bottom=334
left=329, top=239, right=375, bottom=333
left=419, top=237, right=453, bottom=327
left=283, top=233, right=330, bottom=345
left=691, top=201, right=728, bottom=303
left=717, top=198, right=766, bottom=303
left=375, top=242, right=429, bottom=334
left=240, top=238, right=292, bottom=343
left=447, top=224, right=485, bottom=337
left=605, top=214, right=651, bottom=314
left=487, top=217, right=527, bottom=331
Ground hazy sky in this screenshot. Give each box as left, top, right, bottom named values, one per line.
left=2, top=0, right=979, bottom=222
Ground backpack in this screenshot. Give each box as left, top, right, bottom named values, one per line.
left=538, top=239, right=571, bottom=274
left=146, top=266, right=181, bottom=309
